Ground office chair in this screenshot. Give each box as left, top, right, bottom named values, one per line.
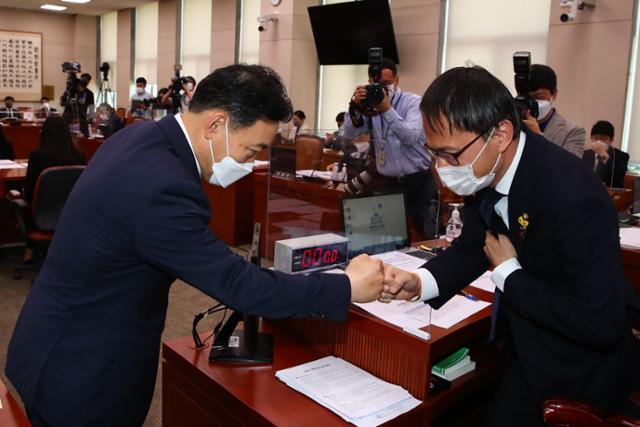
left=12, top=165, right=85, bottom=279
left=294, top=135, right=324, bottom=171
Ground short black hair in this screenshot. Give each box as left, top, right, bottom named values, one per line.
left=80, top=73, right=92, bottom=81
left=185, top=76, right=196, bottom=85
left=158, top=87, right=169, bottom=96
left=293, top=110, right=306, bottom=120
left=136, top=77, right=147, bottom=86
left=40, top=97, right=49, bottom=102
left=591, top=120, right=614, bottom=138
left=368, top=58, right=397, bottom=78
left=190, top=64, right=293, bottom=128
left=529, top=64, right=557, bottom=93
left=336, top=112, right=345, bottom=123
left=421, top=66, right=522, bottom=136
left=4, top=96, right=14, bottom=102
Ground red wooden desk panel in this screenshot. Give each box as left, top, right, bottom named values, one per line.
left=162, top=323, right=425, bottom=427
left=2, top=124, right=40, bottom=159
left=0, top=378, right=30, bottom=427
left=622, top=245, right=640, bottom=295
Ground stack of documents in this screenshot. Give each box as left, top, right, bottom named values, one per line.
left=620, top=227, right=640, bottom=249
left=0, top=160, right=25, bottom=169
left=276, top=356, right=421, bottom=426
left=431, top=347, right=476, bottom=381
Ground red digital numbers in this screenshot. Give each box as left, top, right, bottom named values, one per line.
left=300, top=247, right=341, bottom=270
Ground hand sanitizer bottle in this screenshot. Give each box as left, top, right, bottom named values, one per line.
left=446, top=204, right=463, bottom=242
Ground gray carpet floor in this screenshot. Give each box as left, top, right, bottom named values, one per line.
left=0, top=244, right=249, bottom=427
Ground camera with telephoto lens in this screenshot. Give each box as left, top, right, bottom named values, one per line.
left=61, top=61, right=81, bottom=101
left=169, top=64, right=187, bottom=113
left=360, top=47, right=385, bottom=116
left=61, top=61, right=81, bottom=73
left=513, top=51, right=539, bottom=119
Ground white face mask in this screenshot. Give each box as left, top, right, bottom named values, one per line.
left=136, top=87, right=144, bottom=95
left=385, top=84, right=396, bottom=101
left=186, top=82, right=194, bottom=92
left=208, top=120, right=254, bottom=188
left=435, top=129, right=500, bottom=196
left=536, top=99, right=552, bottom=119
left=42, top=103, right=50, bottom=109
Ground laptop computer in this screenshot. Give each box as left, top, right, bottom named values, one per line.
left=341, top=192, right=435, bottom=261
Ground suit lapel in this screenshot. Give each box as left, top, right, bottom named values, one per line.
left=156, top=114, right=201, bottom=183
left=507, top=131, right=543, bottom=255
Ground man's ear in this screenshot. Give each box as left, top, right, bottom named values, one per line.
left=203, top=112, right=227, bottom=140
left=552, top=89, right=558, bottom=101
left=495, top=120, right=515, bottom=154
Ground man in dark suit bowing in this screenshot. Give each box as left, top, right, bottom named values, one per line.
left=381, top=66, right=639, bottom=426
left=6, top=64, right=385, bottom=427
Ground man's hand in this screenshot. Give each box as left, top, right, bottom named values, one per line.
left=484, top=231, right=517, bottom=267
left=522, top=110, right=542, bottom=135
left=379, top=264, right=422, bottom=303
left=345, top=254, right=384, bottom=303
left=352, top=85, right=367, bottom=105
left=376, top=88, right=391, bottom=113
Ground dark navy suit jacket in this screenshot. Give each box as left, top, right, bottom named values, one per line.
left=6, top=115, right=351, bottom=426
left=424, top=131, right=639, bottom=412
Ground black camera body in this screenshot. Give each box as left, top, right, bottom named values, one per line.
left=513, top=51, right=538, bottom=119
left=61, top=61, right=82, bottom=102
left=99, top=62, right=110, bottom=82
left=360, top=47, right=384, bottom=116
left=61, top=61, right=81, bottom=73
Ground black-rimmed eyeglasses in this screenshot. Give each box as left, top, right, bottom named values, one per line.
left=427, top=127, right=494, bottom=167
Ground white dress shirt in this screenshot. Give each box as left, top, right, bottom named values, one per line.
left=416, top=131, right=527, bottom=301
left=174, top=113, right=202, bottom=176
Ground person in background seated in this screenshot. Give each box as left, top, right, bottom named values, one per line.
left=0, top=96, right=21, bottom=119
left=0, top=126, right=15, bottom=160
left=37, top=97, right=57, bottom=118
left=288, top=110, right=313, bottom=142
left=522, top=64, right=586, bottom=158
left=582, top=120, right=629, bottom=188
left=129, top=77, right=154, bottom=119
left=325, top=112, right=345, bottom=149
left=22, top=116, right=86, bottom=264
left=94, top=103, right=124, bottom=137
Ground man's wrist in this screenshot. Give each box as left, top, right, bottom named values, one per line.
left=490, top=257, right=522, bottom=292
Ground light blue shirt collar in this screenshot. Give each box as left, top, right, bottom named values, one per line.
left=495, top=131, right=526, bottom=196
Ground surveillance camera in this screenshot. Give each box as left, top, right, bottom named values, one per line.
left=559, top=0, right=578, bottom=22
left=257, top=13, right=278, bottom=32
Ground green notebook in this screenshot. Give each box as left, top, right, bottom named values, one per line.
left=431, top=347, right=469, bottom=375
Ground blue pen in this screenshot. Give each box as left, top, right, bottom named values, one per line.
left=460, top=290, right=479, bottom=302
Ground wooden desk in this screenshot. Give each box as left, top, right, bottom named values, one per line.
left=204, top=175, right=255, bottom=246
left=622, top=244, right=640, bottom=295
left=2, top=124, right=41, bottom=159
left=163, top=295, right=501, bottom=427
left=320, top=149, right=343, bottom=170
left=0, top=378, right=30, bottom=427
left=74, top=136, right=105, bottom=163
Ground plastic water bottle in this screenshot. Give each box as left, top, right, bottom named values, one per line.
left=445, top=204, right=463, bottom=242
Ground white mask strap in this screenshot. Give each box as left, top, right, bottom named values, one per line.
left=470, top=127, right=496, bottom=165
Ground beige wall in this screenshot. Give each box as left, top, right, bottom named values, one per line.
left=0, top=7, right=97, bottom=109
left=391, top=0, right=441, bottom=97
left=117, top=9, right=134, bottom=109
left=211, top=0, right=237, bottom=70
left=259, top=0, right=319, bottom=127
left=157, top=0, right=180, bottom=89
left=546, top=0, right=634, bottom=150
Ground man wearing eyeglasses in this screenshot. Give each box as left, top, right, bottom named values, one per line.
left=341, top=58, right=438, bottom=238
left=381, top=66, right=639, bottom=426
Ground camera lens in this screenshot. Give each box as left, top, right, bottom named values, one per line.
left=560, top=13, right=569, bottom=22
left=258, top=25, right=265, bottom=32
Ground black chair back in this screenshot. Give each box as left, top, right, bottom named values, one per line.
left=32, top=166, right=85, bottom=231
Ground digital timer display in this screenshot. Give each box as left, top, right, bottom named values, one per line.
left=290, top=242, right=348, bottom=273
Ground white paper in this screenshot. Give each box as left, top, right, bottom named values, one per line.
left=355, top=300, right=430, bottom=330
left=620, top=227, right=640, bottom=249
left=253, top=160, right=269, bottom=168
left=371, top=251, right=425, bottom=272
left=276, top=356, right=421, bottom=426
left=0, top=161, right=24, bottom=169
left=297, top=169, right=332, bottom=181
left=468, top=271, right=496, bottom=293
left=430, top=295, right=490, bottom=329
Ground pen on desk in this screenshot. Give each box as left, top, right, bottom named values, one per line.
left=459, top=290, right=478, bottom=301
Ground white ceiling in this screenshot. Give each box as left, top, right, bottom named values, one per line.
left=0, top=0, right=152, bottom=16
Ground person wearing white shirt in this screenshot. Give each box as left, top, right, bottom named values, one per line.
left=287, top=109, right=313, bottom=142
left=129, top=77, right=155, bottom=119
left=380, top=66, right=639, bottom=426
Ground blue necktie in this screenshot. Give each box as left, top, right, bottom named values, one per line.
left=478, top=188, right=507, bottom=341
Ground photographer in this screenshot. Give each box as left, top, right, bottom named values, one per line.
left=60, top=71, right=95, bottom=124
left=522, top=64, right=586, bottom=158
left=161, top=75, right=196, bottom=113
left=129, top=77, right=154, bottom=119
left=342, top=58, right=438, bottom=238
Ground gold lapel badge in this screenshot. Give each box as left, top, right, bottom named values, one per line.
left=517, top=213, right=529, bottom=238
